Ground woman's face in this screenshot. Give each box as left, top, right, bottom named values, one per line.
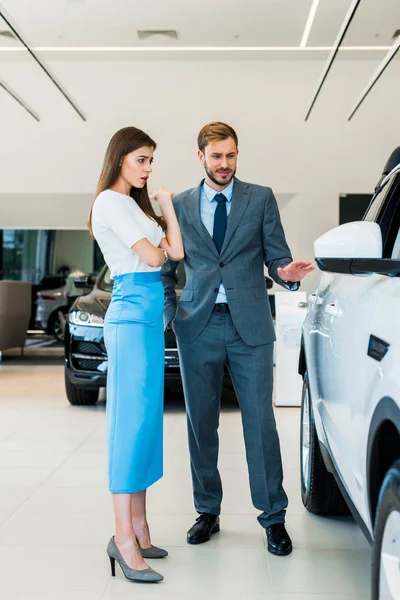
left=120, top=145, right=154, bottom=188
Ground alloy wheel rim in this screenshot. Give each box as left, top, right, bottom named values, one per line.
left=54, top=316, right=64, bottom=341
left=379, top=509, right=400, bottom=599
left=301, top=385, right=311, bottom=493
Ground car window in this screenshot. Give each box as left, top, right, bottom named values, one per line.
left=364, top=178, right=392, bottom=223
left=363, top=172, right=400, bottom=259
left=386, top=186, right=400, bottom=259
left=97, top=263, right=186, bottom=292
left=375, top=175, right=400, bottom=258
left=391, top=229, right=400, bottom=259
left=98, top=267, right=113, bottom=292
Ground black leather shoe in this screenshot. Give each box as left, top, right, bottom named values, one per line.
left=266, top=524, right=293, bottom=556
left=187, top=513, right=220, bottom=545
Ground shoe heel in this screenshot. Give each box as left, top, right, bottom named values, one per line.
left=109, top=556, right=116, bottom=577
left=212, top=523, right=220, bottom=534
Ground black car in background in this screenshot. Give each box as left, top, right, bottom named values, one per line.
left=64, top=265, right=184, bottom=405
left=64, top=264, right=274, bottom=406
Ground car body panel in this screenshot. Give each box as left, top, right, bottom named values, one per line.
left=302, top=162, right=400, bottom=539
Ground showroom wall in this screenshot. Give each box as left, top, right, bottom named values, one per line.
left=53, top=230, right=94, bottom=275
left=0, top=56, right=399, bottom=292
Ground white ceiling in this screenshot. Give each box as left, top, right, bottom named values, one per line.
left=0, top=0, right=398, bottom=128
left=0, top=0, right=399, bottom=194
left=0, top=0, right=398, bottom=51
left=308, top=0, right=400, bottom=47
left=0, top=0, right=312, bottom=47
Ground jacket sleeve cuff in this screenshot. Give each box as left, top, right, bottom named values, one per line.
left=282, top=280, right=300, bottom=291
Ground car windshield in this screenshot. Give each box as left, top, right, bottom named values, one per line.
left=97, top=267, right=114, bottom=292
left=97, top=263, right=186, bottom=292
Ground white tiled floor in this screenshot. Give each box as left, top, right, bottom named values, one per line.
left=0, top=362, right=371, bottom=599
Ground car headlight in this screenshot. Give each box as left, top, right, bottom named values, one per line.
left=69, top=310, right=104, bottom=327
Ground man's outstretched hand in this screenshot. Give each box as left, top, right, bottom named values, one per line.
left=277, top=261, right=315, bottom=283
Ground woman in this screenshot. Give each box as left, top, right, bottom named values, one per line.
left=88, top=127, right=184, bottom=583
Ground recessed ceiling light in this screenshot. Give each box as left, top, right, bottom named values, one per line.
left=0, top=29, right=16, bottom=39
left=137, top=30, right=178, bottom=40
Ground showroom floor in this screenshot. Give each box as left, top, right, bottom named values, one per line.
left=0, top=362, right=371, bottom=600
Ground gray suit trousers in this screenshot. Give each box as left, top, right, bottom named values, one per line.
left=177, top=310, right=288, bottom=528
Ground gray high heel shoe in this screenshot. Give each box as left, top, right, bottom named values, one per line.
left=139, top=544, right=168, bottom=559
left=106, top=537, right=164, bottom=583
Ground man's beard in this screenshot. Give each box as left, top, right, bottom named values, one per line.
left=205, top=164, right=236, bottom=187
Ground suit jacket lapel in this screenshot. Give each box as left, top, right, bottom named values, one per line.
left=220, top=178, right=251, bottom=255
left=187, top=181, right=219, bottom=259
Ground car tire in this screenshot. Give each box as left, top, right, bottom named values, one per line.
left=49, top=306, right=68, bottom=343
left=371, top=459, right=400, bottom=600
left=65, top=369, right=99, bottom=406
left=300, top=371, right=349, bottom=515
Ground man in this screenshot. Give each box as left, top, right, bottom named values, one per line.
left=162, top=122, right=314, bottom=556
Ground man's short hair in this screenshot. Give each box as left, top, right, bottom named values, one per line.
left=197, top=122, right=238, bottom=153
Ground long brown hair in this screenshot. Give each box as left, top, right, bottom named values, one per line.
left=88, top=126, right=165, bottom=238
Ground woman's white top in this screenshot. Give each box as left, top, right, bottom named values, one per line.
left=92, top=189, right=165, bottom=278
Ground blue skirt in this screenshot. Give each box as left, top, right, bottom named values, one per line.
left=104, top=271, right=164, bottom=493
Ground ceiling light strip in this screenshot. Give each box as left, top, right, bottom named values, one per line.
left=0, top=10, right=86, bottom=121
left=300, top=0, right=321, bottom=48
left=0, top=79, right=40, bottom=121
left=305, top=0, right=363, bottom=120
left=0, top=45, right=391, bottom=52
left=348, top=34, right=400, bottom=120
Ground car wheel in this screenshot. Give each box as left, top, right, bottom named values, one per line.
left=65, top=369, right=99, bottom=406
left=371, top=459, right=400, bottom=600
left=49, top=307, right=68, bottom=343
left=300, top=371, right=349, bottom=515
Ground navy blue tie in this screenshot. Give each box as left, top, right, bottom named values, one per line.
left=212, top=193, right=227, bottom=253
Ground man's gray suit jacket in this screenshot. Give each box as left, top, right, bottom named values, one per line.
left=162, top=177, right=297, bottom=347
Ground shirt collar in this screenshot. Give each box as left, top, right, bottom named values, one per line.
left=203, top=178, right=234, bottom=203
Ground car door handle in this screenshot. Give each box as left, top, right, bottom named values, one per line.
left=324, top=303, right=342, bottom=317
left=309, top=294, right=323, bottom=305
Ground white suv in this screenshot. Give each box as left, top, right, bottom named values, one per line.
left=300, top=147, right=400, bottom=600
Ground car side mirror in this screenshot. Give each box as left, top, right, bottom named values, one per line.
left=314, top=221, right=382, bottom=259
left=74, top=275, right=96, bottom=289
left=314, top=221, right=400, bottom=277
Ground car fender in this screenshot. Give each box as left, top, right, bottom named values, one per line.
left=366, top=393, right=400, bottom=531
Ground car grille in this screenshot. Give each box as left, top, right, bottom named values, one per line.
left=70, top=332, right=178, bottom=372
left=73, top=340, right=106, bottom=356
left=164, top=328, right=177, bottom=349
left=71, top=340, right=107, bottom=372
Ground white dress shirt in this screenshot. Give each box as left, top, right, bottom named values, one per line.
left=200, top=179, right=234, bottom=304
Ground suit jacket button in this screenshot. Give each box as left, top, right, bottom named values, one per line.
left=219, top=262, right=225, bottom=268
left=214, top=288, right=219, bottom=293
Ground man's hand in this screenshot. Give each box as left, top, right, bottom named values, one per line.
left=277, top=261, right=315, bottom=283
left=168, top=320, right=174, bottom=332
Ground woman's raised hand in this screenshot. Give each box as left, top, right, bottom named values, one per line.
left=151, top=187, right=173, bottom=206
